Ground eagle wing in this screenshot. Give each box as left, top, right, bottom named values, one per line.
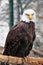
left=3, top=22, right=36, bottom=57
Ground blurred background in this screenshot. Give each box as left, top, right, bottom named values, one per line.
left=0, top=0, right=43, bottom=57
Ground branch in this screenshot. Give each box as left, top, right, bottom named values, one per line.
left=39, top=16, right=43, bottom=19
left=32, top=49, right=43, bottom=57
left=0, top=55, right=43, bottom=65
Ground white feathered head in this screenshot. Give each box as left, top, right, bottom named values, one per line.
left=21, top=9, right=36, bottom=23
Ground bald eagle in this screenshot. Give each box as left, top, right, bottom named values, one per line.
left=1, top=9, right=36, bottom=65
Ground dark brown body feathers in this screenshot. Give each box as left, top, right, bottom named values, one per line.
left=3, top=21, right=36, bottom=57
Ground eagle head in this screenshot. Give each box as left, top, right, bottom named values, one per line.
left=21, top=9, right=36, bottom=23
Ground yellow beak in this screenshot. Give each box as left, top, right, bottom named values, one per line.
left=26, top=14, right=33, bottom=20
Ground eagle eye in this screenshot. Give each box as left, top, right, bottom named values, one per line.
left=32, top=13, right=34, bottom=16
left=25, top=14, right=29, bottom=16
